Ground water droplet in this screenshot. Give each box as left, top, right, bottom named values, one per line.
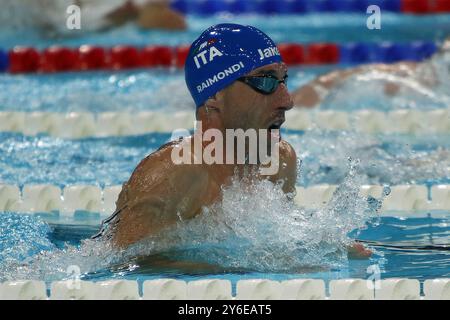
left=382, top=186, right=391, bottom=196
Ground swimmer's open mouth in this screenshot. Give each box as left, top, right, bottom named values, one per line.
left=268, top=119, right=284, bottom=131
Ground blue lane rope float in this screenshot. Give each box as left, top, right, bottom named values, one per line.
left=0, top=49, right=9, bottom=72
left=169, top=0, right=450, bottom=15
left=170, top=0, right=402, bottom=14
left=339, top=41, right=438, bottom=64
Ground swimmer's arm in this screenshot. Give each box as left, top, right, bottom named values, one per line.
left=317, top=63, right=416, bottom=87
left=291, top=84, right=321, bottom=108
left=134, top=254, right=229, bottom=274
left=316, top=68, right=363, bottom=89
left=136, top=1, right=187, bottom=30
left=112, top=161, right=210, bottom=247
left=112, top=190, right=199, bottom=248
left=291, top=70, right=352, bottom=108
left=291, top=65, right=367, bottom=108
left=102, top=1, right=139, bottom=29
left=112, top=195, right=173, bottom=247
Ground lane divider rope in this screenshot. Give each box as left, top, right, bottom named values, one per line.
left=0, top=40, right=438, bottom=73
left=0, top=184, right=449, bottom=216
left=0, top=109, right=449, bottom=138
left=169, top=0, right=450, bottom=15
left=0, top=278, right=449, bottom=300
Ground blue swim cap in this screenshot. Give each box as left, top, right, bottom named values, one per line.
left=185, top=23, right=282, bottom=108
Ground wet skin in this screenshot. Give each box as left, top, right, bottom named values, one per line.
left=103, top=63, right=297, bottom=248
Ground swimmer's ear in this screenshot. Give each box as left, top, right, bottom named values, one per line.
left=204, top=92, right=224, bottom=113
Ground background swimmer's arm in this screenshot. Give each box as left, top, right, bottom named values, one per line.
left=136, top=1, right=187, bottom=30
left=315, top=63, right=416, bottom=88
left=101, top=0, right=186, bottom=31
left=292, top=65, right=368, bottom=107
left=293, top=61, right=421, bottom=107
left=291, top=84, right=321, bottom=108
left=103, top=1, right=139, bottom=29
left=291, top=67, right=363, bottom=108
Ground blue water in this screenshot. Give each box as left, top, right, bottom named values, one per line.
left=0, top=12, right=450, bottom=284
left=1, top=13, right=450, bottom=113
left=0, top=130, right=449, bottom=187
left=1, top=61, right=449, bottom=112
left=1, top=14, right=450, bottom=49
left=1, top=212, right=449, bottom=286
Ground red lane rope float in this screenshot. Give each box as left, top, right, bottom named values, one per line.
left=9, top=47, right=41, bottom=73
left=175, top=45, right=191, bottom=68
left=433, top=0, right=450, bottom=12
left=79, top=46, right=109, bottom=70
left=306, top=43, right=340, bottom=64
left=278, top=43, right=305, bottom=65
left=7, top=45, right=177, bottom=73
left=41, top=47, right=80, bottom=72
left=141, top=46, right=173, bottom=67
left=401, top=0, right=430, bottom=13
left=401, top=0, right=450, bottom=13
left=110, top=46, right=141, bottom=69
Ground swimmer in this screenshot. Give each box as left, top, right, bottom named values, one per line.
left=293, top=37, right=450, bottom=108
left=4, top=0, right=186, bottom=35
left=93, top=24, right=371, bottom=260
left=99, top=0, right=187, bottom=31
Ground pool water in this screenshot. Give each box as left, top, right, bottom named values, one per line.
left=1, top=212, right=449, bottom=290
left=1, top=13, right=450, bottom=48
left=1, top=12, right=450, bottom=285
left=1, top=54, right=449, bottom=114
left=1, top=131, right=448, bottom=187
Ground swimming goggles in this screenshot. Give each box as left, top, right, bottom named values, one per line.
left=237, top=74, right=288, bottom=95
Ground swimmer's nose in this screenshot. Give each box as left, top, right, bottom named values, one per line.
left=275, top=83, right=294, bottom=111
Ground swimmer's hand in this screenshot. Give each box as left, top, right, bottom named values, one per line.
left=348, top=242, right=372, bottom=259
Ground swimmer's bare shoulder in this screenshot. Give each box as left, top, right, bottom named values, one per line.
left=112, top=139, right=211, bottom=248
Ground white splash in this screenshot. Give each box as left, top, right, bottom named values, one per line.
left=124, top=160, right=381, bottom=272
left=0, top=161, right=382, bottom=280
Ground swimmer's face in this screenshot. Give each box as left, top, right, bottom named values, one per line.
left=221, top=62, right=293, bottom=132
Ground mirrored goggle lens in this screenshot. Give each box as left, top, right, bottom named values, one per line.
left=248, top=77, right=280, bottom=94
left=242, top=75, right=288, bottom=94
